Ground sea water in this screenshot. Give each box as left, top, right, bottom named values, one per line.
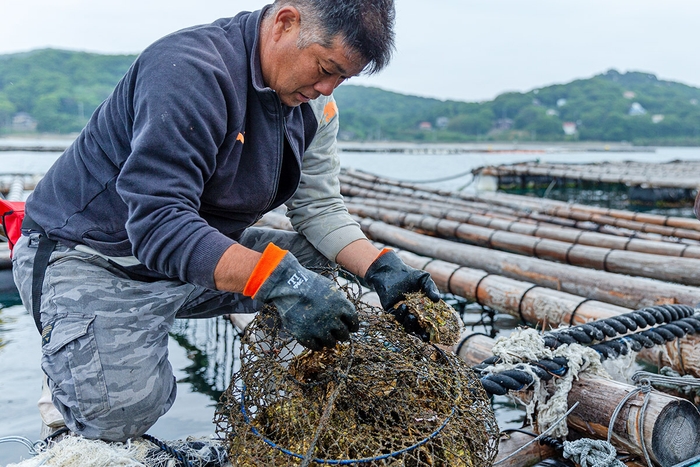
left=1, top=141, right=699, bottom=465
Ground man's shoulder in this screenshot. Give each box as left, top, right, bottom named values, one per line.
left=308, top=95, right=338, bottom=127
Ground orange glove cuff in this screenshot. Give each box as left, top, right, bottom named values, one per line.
left=243, top=243, right=288, bottom=297
left=375, top=247, right=393, bottom=261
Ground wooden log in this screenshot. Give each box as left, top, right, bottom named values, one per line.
left=472, top=191, right=700, bottom=240
left=637, top=335, right=700, bottom=379
left=340, top=172, right=700, bottom=245
left=342, top=168, right=700, bottom=232
left=254, top=210, right=294, bottom=231
left=358, top=218, right=700, bottom=309
left=394, top=247, right=700, bottom=378
left=494, top=430, right=557, bottom=467
left=347, top=196, right=700, bottom=259
left=469, top=181, right=699, bottom=232
left=456, top=334, right=700, bottom=466
left=392, top=248, right=627, bottom=326
left=349, top=204, right=700, bottom=286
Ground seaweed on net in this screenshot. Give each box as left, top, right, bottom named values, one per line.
left=214, top=275, right=499, bottom=466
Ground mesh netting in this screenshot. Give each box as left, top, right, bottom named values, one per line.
left=215, top=280, right=499, bottom=466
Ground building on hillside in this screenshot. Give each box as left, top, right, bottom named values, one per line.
left=623, top=91, right=636, bottom=99
left=628, top=102, right=647, bottom=116
left=418, top=121, right=432, bottom=131
left=435, top=117, right=449, bottom=129
left=652, top=115, right=665, bottom=124
left=562, top=122, right=577, bottom=135
left=11, top=112, right=37, bottom=132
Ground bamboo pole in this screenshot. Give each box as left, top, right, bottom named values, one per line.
left=390, top=246, right=700, bottom=377
left=473, top=191, right=700, bottom=238
left=392, top=248, right=627, bottom=326
left=358, top=218, right=700, bottom=309
left=346, top=196, right=700, bottom=259
left=340, top=172, right=700, bottom=245
left=494, top=430, right=557, bottom=467
left=349, top=204, right=700, bottom=286
left=637, top=335, right=700, bottom=379
left=342, top=181, right=693, bottom=245
left=456, top=334, right=700, bottom=466
left=342, top=167, right=700, bottom=232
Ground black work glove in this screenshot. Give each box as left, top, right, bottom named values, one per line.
left=364, top=250, right=440, bottom=339
left=252, top=247, right=359, bottom=351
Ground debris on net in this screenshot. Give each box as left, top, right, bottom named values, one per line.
left=215, top=283, right=499, bottom=466
left=394, top=292, right=463, bottom=346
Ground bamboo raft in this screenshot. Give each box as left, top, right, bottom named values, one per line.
left=6, top=165, right=700, bottom=465
left=336, top=167, right=700, bottom=466
left=473, top=160, right=700, bottom=205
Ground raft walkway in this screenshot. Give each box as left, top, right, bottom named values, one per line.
left=473, top=159, right=700, bottom=203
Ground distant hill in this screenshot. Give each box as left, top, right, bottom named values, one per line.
left=333, top=71, right=700, bottom=145
left=1, top=49, right=699, bottom=144
left=0, top=49, right=136, bottom=133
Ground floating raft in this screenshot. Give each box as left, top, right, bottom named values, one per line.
left=5, top=166, right=700, bottom=466
left=336, top=167, right=700, bottom=465
left=473, top=160, right=700, bottom=204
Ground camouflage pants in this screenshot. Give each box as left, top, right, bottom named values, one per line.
left=12, top=227, right=330, bottom=442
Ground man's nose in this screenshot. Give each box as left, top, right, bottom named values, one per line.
left=314, top=75, right=343, bottom=96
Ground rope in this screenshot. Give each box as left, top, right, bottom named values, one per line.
left=476, top=306, right=700, bottom=397
left=357, top=169, right=475, bottom=185
left=562, top=438, right=625, bottom=467
left=142, top=434, right=194, bottom=467
left=631, top=369, right=700, bottom=398
left=543, top=304, right=698, bottom=351
left=569, top=298, right=592, bottom=327
left=471, top=272, right=490, bottom=307
left=517, top=284, right=539, bottom=325
left=445, top=266, right=468, bottom=295
left=606, top=381, right=654, bottom=467
left=492, top=402, right=580, bottom=466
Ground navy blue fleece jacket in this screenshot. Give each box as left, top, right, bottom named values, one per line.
left=25, top=7, right=365, bottom=289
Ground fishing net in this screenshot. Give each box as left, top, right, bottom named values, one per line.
left=214, top=277, right=499, bottom=466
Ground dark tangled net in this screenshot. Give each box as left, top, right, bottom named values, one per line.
left=215, top=277, right=499, bottom=466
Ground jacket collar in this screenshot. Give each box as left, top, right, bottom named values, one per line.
left=246, top=6, right=294, bottom=117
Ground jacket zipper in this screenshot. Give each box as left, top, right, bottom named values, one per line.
left=262, top=99, right=285, bottom=214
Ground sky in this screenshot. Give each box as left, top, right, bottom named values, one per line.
left=1, top=0, right=699, bottom=103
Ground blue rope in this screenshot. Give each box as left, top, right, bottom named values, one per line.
left=142, top=433, right=194, bottom=467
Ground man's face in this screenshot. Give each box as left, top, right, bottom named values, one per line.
left=262, top=10, right=366, bottom=107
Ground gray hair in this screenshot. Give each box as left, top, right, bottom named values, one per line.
left=267, top=0, right=395, bottom=74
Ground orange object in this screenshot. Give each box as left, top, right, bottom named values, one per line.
left=375, top=247, right=392, bottom=260
left=243, top=243, right=288, bottom=297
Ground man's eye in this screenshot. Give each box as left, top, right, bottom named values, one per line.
left=320, top=66, right=332, bottom=76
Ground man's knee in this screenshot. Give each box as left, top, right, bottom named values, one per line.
left=53, top=373, right=177, bottom=442
left=42, top=311, right=178, bottom=441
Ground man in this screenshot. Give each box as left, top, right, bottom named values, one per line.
left=12, top=0, right=440, bottom=442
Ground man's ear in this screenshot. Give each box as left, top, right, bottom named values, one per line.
left=271, top=6, right=301, bottom=42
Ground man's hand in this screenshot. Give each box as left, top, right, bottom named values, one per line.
left=364, top=249, right=440, bottom=340
left=245, top=244, right=359, bottom=351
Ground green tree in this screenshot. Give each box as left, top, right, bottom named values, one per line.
left=0, top=92, right=16, bottom=128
